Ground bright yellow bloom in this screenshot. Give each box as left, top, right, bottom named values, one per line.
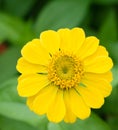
left=16, top=28, right=113, bottom=123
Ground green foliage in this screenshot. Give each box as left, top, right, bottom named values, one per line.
left=0, top=102, right=46, bottom=127
left=0, top=47, right=21, bottom=83
left=48, top=113, right=111, bottom=130
left=94, top=0, right=118, bottom=4
left=0, top=115, right=39, bottom=130
left=0, top=13, right=35, bottom=45
left=34, top=0, right=90, bottom=35
left=0, top=77, right=23, bottom=102
left=98, top=9, right=117, bottom=45
left=3, top=0, right=36, bottom=17
left=0, top=0, right=118, bottom=129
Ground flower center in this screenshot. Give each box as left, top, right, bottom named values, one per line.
left=48, top=51, right=84, bottom=89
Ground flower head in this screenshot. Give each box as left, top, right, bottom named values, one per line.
left=16, top=27, right=113, bottom=123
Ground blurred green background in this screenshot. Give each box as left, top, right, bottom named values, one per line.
left=0, top=0, right=118, bottom=130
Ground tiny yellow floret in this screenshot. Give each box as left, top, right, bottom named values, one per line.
left=48, top=51, right=84, bottom=89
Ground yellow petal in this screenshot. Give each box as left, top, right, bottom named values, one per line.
left=76, top=86, right=104, bottom=108
left=84, top=56, right=113, bottom=73
left=47, top=89, right=66, bottom=123
left=40, top=30, right=60, bottom=55
left=21, top=39, right=50, bottom=66
left=27, top=95, right=36, bottom=110
left=57, top=28, right=85, bottom=54
left=64, top=90, right=76, bottom=123
left=17, top=74, right=50, bottom=97
left=69, top=88, right=90, bottom=119
left=70, top=28, right=85, bottom=53
left=77, top=36, right=99, bottom=60
left=83, top=71, right=113, bottom=83
left=83, top=45, right=109, bottom=64
left=16, top=57, right=47, bottom=74
left=32, top=85, right=58, bottom=115
left=95, top=45, right=108, bottom=56
left=81, top=77, right=112, bottom=97
left=85, top=46, right=108, bottom=61
left=58, top=28, right=71, bottom=51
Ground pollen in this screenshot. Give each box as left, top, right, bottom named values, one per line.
left=48, top=51, right=84, bottom=89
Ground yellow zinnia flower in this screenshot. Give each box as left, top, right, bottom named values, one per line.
left=16, top=27, right=113, bottom=123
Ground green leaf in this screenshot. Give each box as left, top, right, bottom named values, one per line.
left=0, top=102, right=48, bottom=127
left=3, top=0, right=36, bottom=17
left=112, top=66, right=118, bottom=87
left=107, top=116, right=118, bottom=130
left=0, top=115, right=39, bottom=130
left=102, top=85, right=118, bottom=115
left=0, top=14, right=20, bottom=43
left=0, top=47, right=21, bottom=83
left=107, top=42, right=118, bottom=65
left=94, top=0, right=118, bottom=4
left=48, top=112, right=110, bottom=130
left=48, top=123, right=62, bottom=130
left=34, top=0, right=90, bottom=35
left=0, top=77, right=24, bottom=103
left=0, top=13, right=35, bottom=44
left=98, top=9, right=117, bottom=45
